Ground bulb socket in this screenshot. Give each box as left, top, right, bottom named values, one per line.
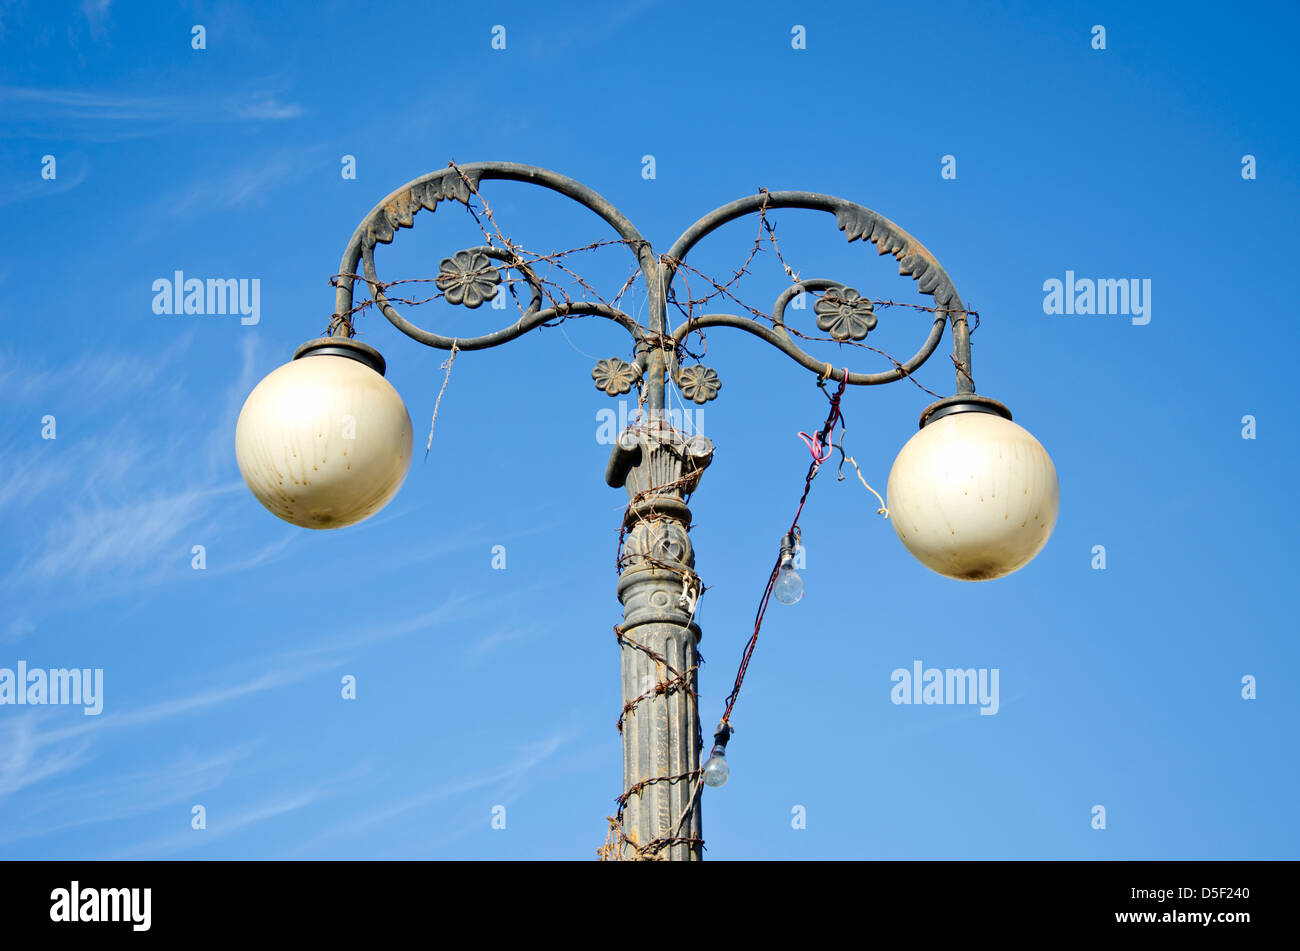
left=711, top=721, right=733, bottom=755
left=778, top=530, right=799, bottom=562
left=293, top=337, right=387, bottom=376
left=919, top=394, right=1012, bottom=429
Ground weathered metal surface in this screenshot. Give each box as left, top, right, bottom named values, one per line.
left=610, top=422, right=713, bottom=860
left=328, top=163, right=975, bottom=399
left=291, top=336, right=387, bottom=375
left=592, top=357, right=641, bottom=396
left=669, top=278, right=948, bottom=388
left=662, top=191, right=974, bottom=393
left=319, top=162, right=980, bottom=860
left=918, top=394, right=1013, bottom=429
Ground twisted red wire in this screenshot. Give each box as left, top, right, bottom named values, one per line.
left=717, top=372, right=848, bottom=732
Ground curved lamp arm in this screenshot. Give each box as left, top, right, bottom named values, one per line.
left=238, top=163, right=1032, bottom=864
left=662, top=191, right=974, bottom=397
left=329, top=160, right=679, bottom=408
left=323, top=161, right=976, bottom=412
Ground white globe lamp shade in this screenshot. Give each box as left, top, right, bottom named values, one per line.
left=887, top=397, right=1058, bottom=581
left=235, top=338, right=412, bottom=529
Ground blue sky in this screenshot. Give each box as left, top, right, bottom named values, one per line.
left=1, top=0, right=1297, bottom=859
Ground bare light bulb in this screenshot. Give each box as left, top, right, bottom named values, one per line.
left=773, top=557, right=804, bottom=605
left=703, top=752, right=730, bottom=788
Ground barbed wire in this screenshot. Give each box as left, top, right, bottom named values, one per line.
left=597, top=435, right=713, bottom=861
left=324, top=163, right=982, bottom=860
left=665, top=257, right=957, bottom=400
left=327, top=161, right=977, bottom=401
left=325, top=237, right=634, bottom=332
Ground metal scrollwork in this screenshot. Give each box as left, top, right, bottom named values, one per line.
left=334, top=163, right=656, bottom=355
left=316, top=161, right=984, bottom=865
left=663, top=192, right=973, bottom=394
left=327, top=163, right=975, bottom=400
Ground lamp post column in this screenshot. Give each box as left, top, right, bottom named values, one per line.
left=606, top=422, right=713, bottom=860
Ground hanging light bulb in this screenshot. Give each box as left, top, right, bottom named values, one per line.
left=773, top=560, right=803, bottom=605
left=703, top=722, right=733, bottom=788
left=772, top=530, right=803, bottom=604
left=703, top=751, right=730, bottom=788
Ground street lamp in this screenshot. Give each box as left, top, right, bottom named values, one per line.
left=234, top=162, right=1059, bottom=860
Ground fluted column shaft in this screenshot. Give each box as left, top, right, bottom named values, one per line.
left=608, top=423, right=712, bottom=860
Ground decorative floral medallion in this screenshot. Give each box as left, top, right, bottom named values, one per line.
left=592, top=357, right=641, bottom=396
left=814, top=286, right=877, bottom=341
left=675, top=364, right=721, bottom=404
left=435, top=249, right=501, bottom=308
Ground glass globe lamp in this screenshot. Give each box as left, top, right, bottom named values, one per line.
left=235, top=338, right=413, bottom=529
left=887, top=397, right=1058, bottom=581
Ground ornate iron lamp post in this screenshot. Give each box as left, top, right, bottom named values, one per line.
left=234, top=162, right=1060, bottom=860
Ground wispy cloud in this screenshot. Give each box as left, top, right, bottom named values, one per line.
left=0, top=332, right=194, bottom=405
left=103, top=664, right=335, bottom=732
left=0, top=159, right=90, bottom=207
left=0, top=336, right=218, bottom=593
left=462, top=622, right=545, bottom=664
left=0, top=86, right=182, bottom=122
left=8, top=653, right=345, bottom=757
left=0, top=590, right=486, bottom=810
left=236, top=98, right=302, bottom=120
left=276, top=594, right=490, bottom=667
left=0, top=715, right=94, bottom=798
left=0, top=83, right=305, bottom=129
left=80, top=0, right=112, bottom=42
left=0, top=743, right=258, bottom=844
left=0, top=574, right=520, bottom=853
left=2, top=617, right=35, bottom=644
left=205, top=328, right=262, bottom=476
left=3, top=481, right=244, bottom=590
left=0, top=432, right=143, bottom=518
left=113, top=788, right=326, bottom=858
left=526, top=0, right=658, bottom=55
left=0, top=335, right=197, bottom=527
left=160, top=151, right=302, bottom=220
left=0, top=650, right=350, bottom=814
left=0, top=333, right=278, bottom=599
left=207, top=528, right=298, bottom=576
left=297, top=726, right=578, bottom=855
